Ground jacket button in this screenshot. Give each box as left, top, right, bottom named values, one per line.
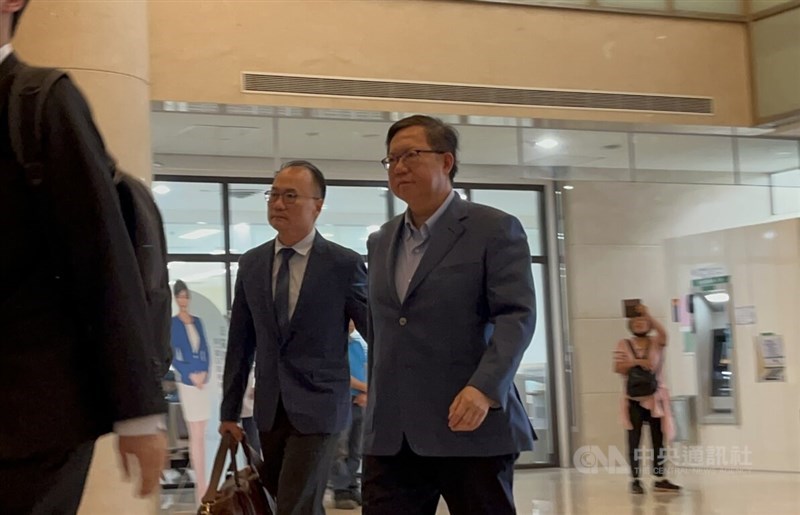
left=399, top=317, right=407, bottom=326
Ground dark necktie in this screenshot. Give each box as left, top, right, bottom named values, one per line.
left=274, top=247, right=296, bottom=338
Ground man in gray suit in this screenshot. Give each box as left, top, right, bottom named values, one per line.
left=220, top=161, right=368, bottom=515
left=363, top=115, right=537, bottom=515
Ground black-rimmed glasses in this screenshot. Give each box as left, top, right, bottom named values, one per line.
left=264, top=190, right=321, bottom=204
left=380, top=149, right=445, bottom=171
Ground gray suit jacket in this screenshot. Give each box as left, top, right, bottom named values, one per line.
left=221, top=232, right=368, bottom=435
left=364, top=195, right=536, bottom=457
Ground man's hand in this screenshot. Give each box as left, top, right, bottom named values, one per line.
left=219, top=421, right=245, bottom=442
left=448, top=386, right=492, bottom=432
left=117, top=433, right=167, bottom=497
left=354, top=393, right=367, bottom=407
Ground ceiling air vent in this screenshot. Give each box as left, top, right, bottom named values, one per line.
left=242, top=73, right=712, bottom=115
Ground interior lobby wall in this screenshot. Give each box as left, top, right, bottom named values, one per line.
left=563, top=181, right=782, bottom=463
left=148, top=0, right=752, bottom=126
left=664, top=219, right=800, bottom=472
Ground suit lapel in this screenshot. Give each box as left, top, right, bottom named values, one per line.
left=404, top=196, right=468, bottom=303
left=383, top=216, right=404, bottom=307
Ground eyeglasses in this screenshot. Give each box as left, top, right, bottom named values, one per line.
left=380, top=149, right=445, bottom=171
left=264, top=190, right=321, bottom=205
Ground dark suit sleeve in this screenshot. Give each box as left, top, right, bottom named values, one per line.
left=346, top=253, right=370, bottom=343
left=43, top=78, right=166, bottom=421
left=221, top=267, right=257, bottom=422
left=468, top=215, right=536, bottom=409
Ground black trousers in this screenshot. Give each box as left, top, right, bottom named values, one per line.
left=259, top=400, right=338, bottom=515
left=362, top=437, right=518, bottom=515
left=627, top=399, right=666, bottom=479
left=0, top=440, right=95, bottom=515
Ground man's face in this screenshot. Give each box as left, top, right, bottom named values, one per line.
left=268, top=166, right=323, bottom=237
left=386, top=126, right=453, bottom=209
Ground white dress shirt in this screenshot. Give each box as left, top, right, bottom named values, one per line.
left=395, top=191, right=456, bottom=301
left=0, top=43, right=13, bottom=66
left=273, top=228, right=316, bottom=320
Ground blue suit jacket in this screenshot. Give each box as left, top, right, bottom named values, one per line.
left=170, top=315, right=210, bottom=386
left=364, top=195, right=536, bottom=457
left=220, top=232, right=369, bottom=435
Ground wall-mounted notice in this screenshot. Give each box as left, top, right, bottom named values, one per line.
left=756, top=334, right=786, bottom=382
left=735, top=306, right=757, bottom=326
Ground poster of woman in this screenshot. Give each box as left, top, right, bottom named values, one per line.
left=170, top=280, right=211, bottom=506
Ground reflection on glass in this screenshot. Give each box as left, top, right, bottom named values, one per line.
left=521, top=129, right=631, bottom=182
left=229, top=183, right=276, bottom=254
left=155, top=181, right=225, bottom=254
left=470, top=190, right=544, bottom=255
left=633, top=134, right=735, bottom=184
left=516, top=263, right=552, bottom=465
left=738, top=137, right=799, bottom=186
left=316, top=186, right=390, bottom=255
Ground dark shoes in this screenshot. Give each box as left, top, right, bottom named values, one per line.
left=654, top=479, right=682, bottom=492
left=631, top=479, right=645, bottom=494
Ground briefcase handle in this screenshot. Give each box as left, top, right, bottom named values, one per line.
left=201, top=432, right=261, bottom=508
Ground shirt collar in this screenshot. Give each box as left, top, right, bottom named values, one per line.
left=275, top=228, right=316, bottom=257
left=0, top=44, right=13, bottom=66
left=403, top=190, right=456, bottom=241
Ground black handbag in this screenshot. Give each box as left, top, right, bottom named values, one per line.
left=626, top=339, right=658, bottom=397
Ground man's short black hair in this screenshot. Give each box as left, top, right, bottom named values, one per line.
left=12, top=1, right=29, bottom=36
left=385, top=115, right=459, bottom=182
left=277, top=160, right=327, bottom=199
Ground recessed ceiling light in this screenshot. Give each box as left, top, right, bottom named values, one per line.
left=536, top=138, right=559, bottom=149
left=563, top=185, right=574, bottom=190
left=152, top=185, right=170, bottom=195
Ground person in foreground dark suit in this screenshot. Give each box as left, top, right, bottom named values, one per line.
left=219, top=161, right=369, bottom=515
left=363, top=115, right=537, bottom=515
left=0, top=2, right=167, bottom=514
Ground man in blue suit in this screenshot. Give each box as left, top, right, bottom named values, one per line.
left=363, top=115, right=537, bottom=515
left=220, top=161, right=368, bottom=515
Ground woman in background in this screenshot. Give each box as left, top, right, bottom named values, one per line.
left=171, top=280, right=211, bottom=505
left=613, top=304, right=681, bottom=495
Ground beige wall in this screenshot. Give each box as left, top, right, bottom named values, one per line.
left=149, top=0, right=752, bottom=126
left=563, top=181, right=776, bottom=455
left=664, top=220, right=800, bottom=472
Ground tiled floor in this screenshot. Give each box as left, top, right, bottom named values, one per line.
left=325, top=467, right=800, bottom=514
